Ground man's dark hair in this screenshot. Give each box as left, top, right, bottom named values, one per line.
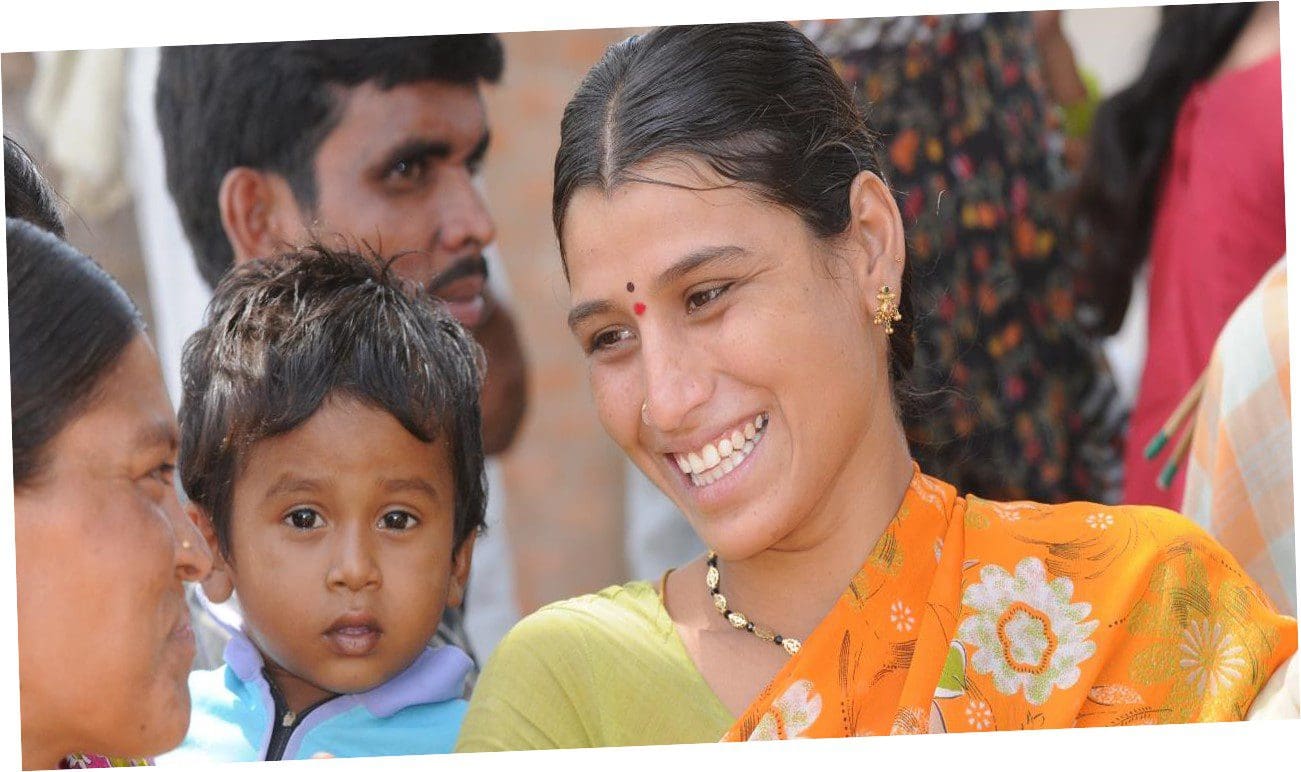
left=5, top=136, right=66, bottom=237
left=178, top=244, right=487, bottom=557
left=156, top=35, right=504, bottom=288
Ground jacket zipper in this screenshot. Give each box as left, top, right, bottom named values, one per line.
left=263, top=675, right=331, bottom=761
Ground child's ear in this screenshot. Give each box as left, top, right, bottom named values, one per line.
left=446, top=531, right=477, bottom=609
left=187, top=503, right=235, bottom=604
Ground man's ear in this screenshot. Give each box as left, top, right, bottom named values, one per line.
left=216, top=166, right=303, bottom=266
left=445, top=531, right=477, bottom=610
left=845, top=170, right=906, bottom=306
left=186, top=502, right=235, bottom=604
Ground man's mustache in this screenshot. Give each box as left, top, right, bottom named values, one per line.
left=428, top=254, right=489, bottom=294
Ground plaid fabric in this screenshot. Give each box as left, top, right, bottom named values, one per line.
left=1182, top=257, right=1295, bottom=614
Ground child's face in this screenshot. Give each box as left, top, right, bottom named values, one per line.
left=221, top=396, right=471, bottom=706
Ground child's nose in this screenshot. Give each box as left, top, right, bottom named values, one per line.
left=326, top=533, right=382, bottom=591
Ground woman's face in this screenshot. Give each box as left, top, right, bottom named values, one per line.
left=15, top=335, right=210, bottom=766
left=564, top=160, right=902, bottom=560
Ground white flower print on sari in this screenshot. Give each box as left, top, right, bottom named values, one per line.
left=957, top=557, right=1099, bottom=705
left=747, top=679, right=823, bottom=740
left=1179, top=618, right=1248, bottom=697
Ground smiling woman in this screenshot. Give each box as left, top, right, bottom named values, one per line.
left=8, top=219, right=212, bottom=770
left=454, top=22, right=1296, bottom=750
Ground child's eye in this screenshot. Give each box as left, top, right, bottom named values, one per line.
left=686, top=284, right=731, bottom=315
left=378, top=510, right=419, bottom=531
left=587, top=326, right=634, bottom=355
left=283, top=508, right=325, bottom=530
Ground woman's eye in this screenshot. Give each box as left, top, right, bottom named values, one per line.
left=378, top=511, right=419, bottom=530
left=588, top=326, right=634, bottom=354
left=283, top=508, right=324, bottom=530
left=686, top=284, right=730, bottom=315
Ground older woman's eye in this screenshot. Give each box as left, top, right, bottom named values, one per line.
left=378, top=510, right=420, bottom=530
left=283, top=508, right=325, bottom=530
left=587, top=326, right=634, bottom=354
left=686, top=284, right=730, bottom=315
left=149, top=463, right=176, bottom=486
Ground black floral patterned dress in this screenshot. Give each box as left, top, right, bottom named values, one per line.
left=806, top=12, right=1123, bottom=503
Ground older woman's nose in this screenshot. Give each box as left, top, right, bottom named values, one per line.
left=170, top=496, right=213, bottom=582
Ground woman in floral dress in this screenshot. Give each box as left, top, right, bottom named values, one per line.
left=804, top=12, right=1124, bottom=505
left=456, top=22, right=1294, bottom=750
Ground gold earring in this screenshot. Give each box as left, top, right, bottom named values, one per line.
left=873, top=285, right=902, bottom=335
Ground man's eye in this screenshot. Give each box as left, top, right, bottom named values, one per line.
left=386, top=157, right=430, bottom=184
left=588, top=327, right=634, bottom=354
left=686, top=284, right=730, bottom=315
left=284, top=508, right=324, bottom=530
left=378, top=511, right=419, bottom=531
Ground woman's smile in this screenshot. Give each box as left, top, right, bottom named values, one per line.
left=668, top=412, right=769, bottom=488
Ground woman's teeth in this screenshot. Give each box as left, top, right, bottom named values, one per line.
left=673, top=413, right=768, bottom=487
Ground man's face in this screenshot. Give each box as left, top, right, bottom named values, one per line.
left=291, top=79, right=496, bottom=328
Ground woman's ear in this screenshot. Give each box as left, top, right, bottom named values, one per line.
left=845, top=170, right=906, bottom=303
left=445, top=531, right=477, bottom=610
left=217, top=167, right=302, bottom=266
left=186, top=502, right=235, bottom=604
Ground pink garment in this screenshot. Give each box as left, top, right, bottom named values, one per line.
left=1124, top=53, right=1285, bottom=508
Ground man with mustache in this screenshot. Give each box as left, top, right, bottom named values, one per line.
left=154, top=34, right=527, bottom=677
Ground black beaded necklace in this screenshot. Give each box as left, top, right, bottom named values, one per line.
left=705, top=551, right=802, bottom=656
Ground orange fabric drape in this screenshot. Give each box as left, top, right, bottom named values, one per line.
left=725, top=467, right=1297, bottom=739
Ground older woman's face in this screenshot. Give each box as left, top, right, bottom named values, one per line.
left=15, top=335, right=210, bottom=765
left=564, top=161, right=897, bottom=560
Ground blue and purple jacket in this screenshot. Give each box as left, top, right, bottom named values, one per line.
left=156, top=600, right=471, bottom=763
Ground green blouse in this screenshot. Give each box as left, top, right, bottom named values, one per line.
left=455, top=581, right=735, bottom=751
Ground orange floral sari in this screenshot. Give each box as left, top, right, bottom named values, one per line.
left=724, top=467, right=1297, bottom=739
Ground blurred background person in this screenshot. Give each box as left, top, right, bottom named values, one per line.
left=803, top=11, right=1125, bottom=504
left=1181, top=256, right=1294, bottom=614
left=1075, top=2, right=1283, bottom=509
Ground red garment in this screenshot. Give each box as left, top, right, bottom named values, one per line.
left=1124, top=53, right=1285, bottom=508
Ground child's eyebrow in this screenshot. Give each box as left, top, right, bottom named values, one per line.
left=262, top=474, right=322, bottom=502
left=381, top=477, right=442, bottom=501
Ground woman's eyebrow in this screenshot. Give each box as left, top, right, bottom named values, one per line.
left=567, top=299, right=616, bottom=332
left=652, top=245, right=747, bottom=292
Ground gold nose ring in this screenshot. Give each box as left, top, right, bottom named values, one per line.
left=642, top=402, right=651, bottom=426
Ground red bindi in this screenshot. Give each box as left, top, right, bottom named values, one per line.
left=634, top=302, right=646, bottom=316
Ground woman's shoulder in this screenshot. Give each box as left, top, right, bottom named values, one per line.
left=478, top=580, right=673, bottom=679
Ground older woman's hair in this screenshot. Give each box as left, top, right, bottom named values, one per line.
left=7, top=218, right=144, bottom=486
left=4, top=136, right=66, bottom=237
left=552, top=22, right=915, bottom=385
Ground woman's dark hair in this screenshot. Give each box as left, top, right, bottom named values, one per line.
left=552, top=22, right=915, bottom=386
left=7, top=218, right=144, bottom=486
left=1074, top=3, right=1256, bottom=335
left=4, top=136, right=66, bottom=237
left=178, top=244, right=487, bottom=557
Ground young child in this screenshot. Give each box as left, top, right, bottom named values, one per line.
left=158, top=246, right=486, bottom=762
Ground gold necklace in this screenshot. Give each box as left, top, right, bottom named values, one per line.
left=705, top=551, right=802, bottom=656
